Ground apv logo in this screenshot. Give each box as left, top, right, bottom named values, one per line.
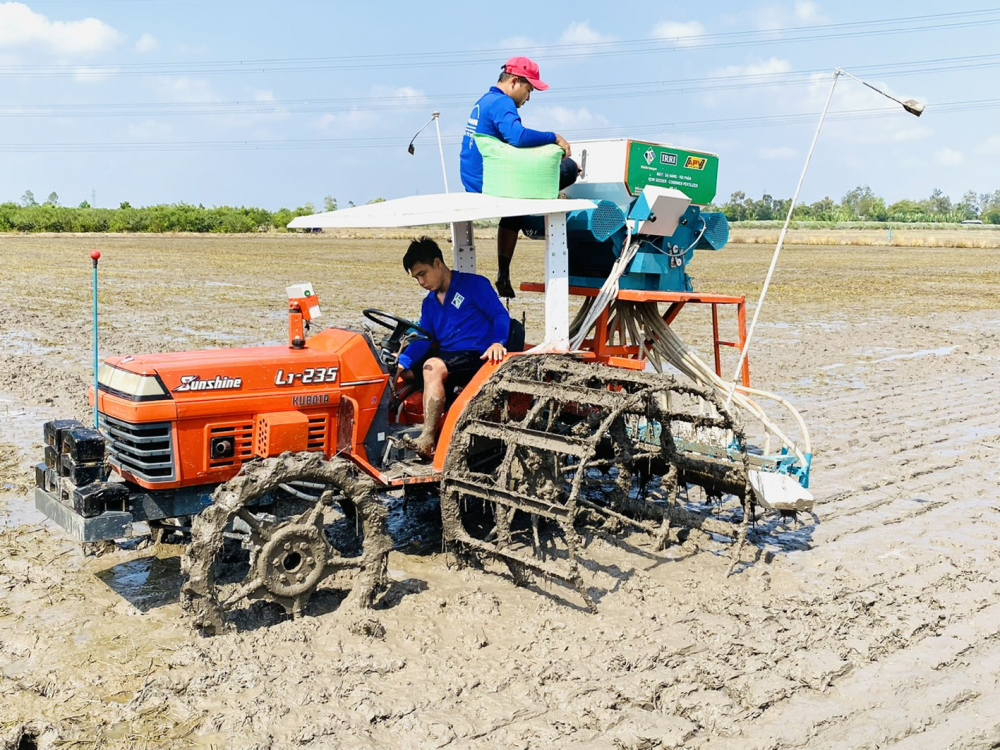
left=684, top=155, right=708, bottom=171
left=173, top=374, right=243, bottom=392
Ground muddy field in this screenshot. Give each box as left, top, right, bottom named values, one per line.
left=2, top=232, right=1000, bottom=749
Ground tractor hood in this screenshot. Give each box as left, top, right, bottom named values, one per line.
left=98, top=328, right=385, bottom=402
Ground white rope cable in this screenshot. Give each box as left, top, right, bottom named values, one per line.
left=724, top=70, right=841, bottom=409
left=569, top=226, right=635, bottom=350
left=568, top=292, right=809, bottom=465
left=637, top=303, right=807, bottom=463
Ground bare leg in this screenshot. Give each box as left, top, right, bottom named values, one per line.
left=413, top=357, right=447, bottom=457
left=496, top=225, right=518, bottom=299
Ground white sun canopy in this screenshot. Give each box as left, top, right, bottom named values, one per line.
left=287, top=193, right=595, bottom=229
left=289, top=192, right=598, bottom=350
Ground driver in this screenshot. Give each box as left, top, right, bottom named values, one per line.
left=398, top=236, right=510, bottom=457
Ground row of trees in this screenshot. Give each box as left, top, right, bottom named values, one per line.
left=0, top=194, right=391, bottom=233
left=0, top=202, right=313, bottom=233
left=3, top=187, right=998, bottom=233
left=719, top=187, right=1000, bottom=224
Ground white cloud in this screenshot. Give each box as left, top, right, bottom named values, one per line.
left=157, top=76, right=220, bottom=103
left=558, top=21, right=616, bottom=46
left=933, top=148, right=965, bottom=166
left=701, top=58, right=793, bottom=107
left=72, top=66, right=117, bottom=83
left=794, top=1, right=827, bottom=23
left=135, top=33, right=159, bottom=54
left=312, top=85, right=428, bottom=133
left=978, top=135, right=1000, bottom=155
left=0, top=2, right=122, bottom=55
left=889, top=126, right=927, bottom=143
left=530, top=105, right=609, bottom=130
left=714, top=57, right=793, bottom=78
left=496, top=35, right=537, bottom=53
left=760, top=146, right=796, bottom=160
left=755, top=2, right=830, bottom=31
left=314, top=110, right=378, bottom=132
left=754, top=6, right=786, bottom=31
left=652, top=20, right=706, bottom=47
left=246, top=89, right=291, bottom=122
left=391, top=86, right=427, bottom=104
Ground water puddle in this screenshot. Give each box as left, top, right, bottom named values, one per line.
left=0, top=392, right=63, bottom=527
left=95, top=552, right=184, bottom=611
left=0, top=330, right=60, bottom=356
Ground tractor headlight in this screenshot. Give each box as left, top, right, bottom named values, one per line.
left=98, top=363, right=170, bottom=401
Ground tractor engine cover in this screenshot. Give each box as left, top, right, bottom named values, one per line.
left=91, top=327, right=390, bottom=491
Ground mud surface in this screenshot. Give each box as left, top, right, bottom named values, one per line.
left=3, top=234, right=1000, bottom=748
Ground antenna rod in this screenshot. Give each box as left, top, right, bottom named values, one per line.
left=90, top=249, right=101, bottom=429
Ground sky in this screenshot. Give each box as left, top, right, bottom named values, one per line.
left=0, top=0, right=997, bottom=210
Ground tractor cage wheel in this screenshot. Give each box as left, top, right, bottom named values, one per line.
left=180, top=452, right=390, bottom=636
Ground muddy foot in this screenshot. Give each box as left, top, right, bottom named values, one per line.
left=398, top=434, right=435, bottom=458
left=495, top=275, right=515, bottom=299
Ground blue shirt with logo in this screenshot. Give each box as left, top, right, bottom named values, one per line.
left=459, top=87, right=557, bottom=193
left=398, top=270, right=511, bottom=370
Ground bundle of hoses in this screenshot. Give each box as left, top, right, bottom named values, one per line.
left=569, top=286, right=810, bottom=467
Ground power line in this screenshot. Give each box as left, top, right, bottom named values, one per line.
left=0, top=98, right=994, bottom=153
left=2, top=53, right=995, bottom=118
left=0, top=8, right=997, bottom=78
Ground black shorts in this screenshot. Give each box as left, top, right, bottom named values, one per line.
left=498, top=214, right=531, bottom=233
left=433, top=350, right=484, bottom=389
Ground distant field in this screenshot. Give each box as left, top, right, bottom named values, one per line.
left=314, top=223, right=1000, bottom=248
left=730, top=224, right=1000, bottom=248
left=1, top=229, right=998, bottom=352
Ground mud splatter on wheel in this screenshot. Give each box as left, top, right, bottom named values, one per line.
left=440, top=355, right=752, bottom=607
left=180, top=453, right=390, bottom=636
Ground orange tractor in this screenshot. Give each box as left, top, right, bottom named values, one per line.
left=36, top=139, right=813, bottom=634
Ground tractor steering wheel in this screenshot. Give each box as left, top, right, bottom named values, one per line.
left=363, top=308, right=431, bottom=338
left=362, top=308, right=432, bottom=370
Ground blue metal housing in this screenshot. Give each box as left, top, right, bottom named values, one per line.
left=561, top=199, right=730, bottom=292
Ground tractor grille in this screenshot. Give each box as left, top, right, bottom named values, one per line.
left=308, top=415, right=329, bottom=452
left=100, top=413, right=175, bottom=482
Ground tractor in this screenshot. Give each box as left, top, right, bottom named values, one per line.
left=34, top=138, right=813, bottom=635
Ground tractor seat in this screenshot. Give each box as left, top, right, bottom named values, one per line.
left=507, top=318, right=526, bottom=353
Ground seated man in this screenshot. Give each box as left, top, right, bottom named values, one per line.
left=398, top=236, right=510, bottom=456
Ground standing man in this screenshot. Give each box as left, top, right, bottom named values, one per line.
left=460, top=57, right=572, bottom=299
left=398, top=237, right=510, bottom=457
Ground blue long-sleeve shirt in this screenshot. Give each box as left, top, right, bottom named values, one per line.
left=460, top=87, right=557, bottom=193
left=398, top=270, right=511, bottom=371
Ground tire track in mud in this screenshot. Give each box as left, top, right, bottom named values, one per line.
left=663, top=547, right=1000, bottom=748
left=715, top=601, right=1000, bottom=749
left=698, top=321, right=1000, bottom=748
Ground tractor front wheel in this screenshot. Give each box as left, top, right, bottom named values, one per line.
left=180, top=453, right=390, bottom=636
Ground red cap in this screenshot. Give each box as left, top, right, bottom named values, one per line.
left=90, top=249, right=101, bottom=260
left=504, top=56, right=548, bottom=91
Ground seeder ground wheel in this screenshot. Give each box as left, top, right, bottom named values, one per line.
left=180, top=453, right=391, bottom=636
left=440, top=355, right=754, bottom=608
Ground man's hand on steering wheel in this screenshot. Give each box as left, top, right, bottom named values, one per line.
left=362, top=308, right=431, bottom=339
left=363, top=308, right=431, bottom=370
